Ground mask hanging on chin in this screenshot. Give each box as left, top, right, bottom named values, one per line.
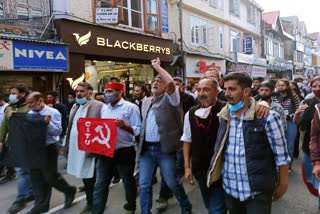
left=228, top=100, right=244, bottom=112
left=195, top=106, right=212, bottom=119
left=76, top=97, right=87, bottom=105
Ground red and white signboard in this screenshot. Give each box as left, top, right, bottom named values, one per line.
left=77, top=118, right=117, bottom=157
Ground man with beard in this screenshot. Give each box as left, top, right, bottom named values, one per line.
left=138, top=58, right=192, bottom=214
left=133, top=85, right=148, bottom=118
left=183, top=77, right=226, bottom=213
left=0, top=84, right=34, bottom=214
left=258, top=80, right=287, bottom=133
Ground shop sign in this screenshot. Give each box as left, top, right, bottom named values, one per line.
left=55, top=19, right=173, bottom=62
left=196, top=60, right=221, bottom=73
left=294, top=41, right=304, bottom=52
left=236, top=52, right=254, bottom=64
left=96, top=8, right=118, bottom=24
left=312, top=54, right=320, bottom=66
left=13, top=41, right=68, bottom=72
left=0, top=39, right=14, bottom=70
left=243, top=37, right=253, bottom=54
left=252, top=66, right=266, bottom=77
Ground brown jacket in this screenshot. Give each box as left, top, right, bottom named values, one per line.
left=310, top=104, right=320, bottom=162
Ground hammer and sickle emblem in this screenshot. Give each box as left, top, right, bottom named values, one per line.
left=91, top=123, right=111, bottom=148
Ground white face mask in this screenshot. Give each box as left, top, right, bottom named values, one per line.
left=195, top=106, right=212, bottom=119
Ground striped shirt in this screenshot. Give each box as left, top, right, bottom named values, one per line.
left=273, top=94, right=300, bottom=118
left=223, top=109, right=290, bottom=201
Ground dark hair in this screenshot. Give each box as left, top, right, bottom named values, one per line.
left=289, top=81, right=302, bottom=98
left=135, top=84, right=148, bottom=93
left=77, top=82, right=93, bottom=90
left=94, top=92, right=105, bottom=99
left=47, top=91, right=58, bottom=98
left=277, top=79, right=300, bottom=111
left=110, top=77, right=119, bottom=82
left=310, top=76, right=320, bottom=87
left=9, top=84, right=28, bottom=95
left=259, top=80, right=275, bottom=91
left=30, top=92, right=43, bottom=101
left=0, top=94, right=4, bottom=101
left=67, top=91, right=76, bottom=97
left=252, top=77, right=264, bottom=82
left=224, top=72, right=252, bottom=89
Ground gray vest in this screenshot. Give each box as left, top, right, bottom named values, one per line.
left=139, top=93, right=183, bottom=154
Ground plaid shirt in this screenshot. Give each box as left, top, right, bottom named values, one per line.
left=223, top=108, right=290, bottom=201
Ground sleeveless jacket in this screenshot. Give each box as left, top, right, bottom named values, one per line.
left=139, top=93, right=183, bottom=154
left=207, top=98, right=277, bottom=192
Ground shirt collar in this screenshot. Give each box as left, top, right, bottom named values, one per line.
left=108, top=98, right=124, bottom=108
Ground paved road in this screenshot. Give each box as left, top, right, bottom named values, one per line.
left=0, top=156, right=319, bottom=214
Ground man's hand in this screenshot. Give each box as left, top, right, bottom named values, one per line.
left=44, top=115, right=51, bottom=125
left=151, top=58, right=161, bottom=70
left=115, top=119, right=126, bottom=128
left=312, top=164, right=320, bottom=180
left=295, top=104, right=308, bottom=116
left=184, top=168, right=194, bottom=185
left=8, top=110, right=16, bottom=118
left=272, top=183, right=288, bottom=201
left=256, top=101, right=270, bottom=118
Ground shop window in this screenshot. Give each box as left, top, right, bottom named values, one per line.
left=219, top=26, right=224, bottom=49
left=190, top=16, right=208, bottom=47
left=0, top=0, right=3, bottom=17
left=145, top=0, right=160, bottom=33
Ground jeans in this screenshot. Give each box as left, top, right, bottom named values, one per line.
left=225, top=191, right=272, bottom=214
left=30, top=143, right=75, bottom=211
left=139, top=144, right=191, bottom=214
left=15, top=167, right=33, bottom=202
left=285, top=120, right=297, bottom=168
left=93, top=146, right=137, bottom=214
left=194, top=171, right=226, bottom=214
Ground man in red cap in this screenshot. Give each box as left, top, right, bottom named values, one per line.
left=92, top=81, right=141, bottom=214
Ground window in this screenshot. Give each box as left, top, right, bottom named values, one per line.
left=219, top=26, right=224, bottom=49
left=17, top=6, right=29, bottom=19
left=0, top=0, right=3, bottom=17
left=229, top=0, right=240, bottom=16
left=190, top=16, right=208, bottom=46
left=99, top=0, right=113, bottom=7
left=210, top=0, right=223, bottom=9
left=247, top=4, right=257, bottom=25
left=145, top=0, right=160, bottom=32
left=230, top=30, right=240, bottom=52
left=273, top=42, right=279, bottom=58
left=117, top=0, right=143, bottom=29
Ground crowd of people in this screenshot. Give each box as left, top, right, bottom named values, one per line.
left=0, top=57, right=319, bottom=214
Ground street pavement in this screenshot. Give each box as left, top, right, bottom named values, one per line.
left=0, top=156, right=319, bottom=214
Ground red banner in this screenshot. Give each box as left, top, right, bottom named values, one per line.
left=77, top=118, right=117, bottom=157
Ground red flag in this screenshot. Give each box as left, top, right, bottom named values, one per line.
left=77, top=118, right=117, bottom=157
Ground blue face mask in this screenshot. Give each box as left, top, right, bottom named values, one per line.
left=105, top=93, right=118, bottom=104
left=228, top=100, right=244, bottom=112
left=76, top=97, right=87, bottom=105
left=9, top=94, right=18, bottom=103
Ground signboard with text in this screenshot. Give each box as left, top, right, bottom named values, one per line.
left=13, top=41, right=68, bottom=72
left=244, top=37, right=253, bottom=54
left=96, top=8, right=118, bottom=24
left=0, top=40, right=14, bottom=70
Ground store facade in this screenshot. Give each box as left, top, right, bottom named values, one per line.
left=0, top=37, right=68, bottom=97
left=54, top=19, right=173, bottom=95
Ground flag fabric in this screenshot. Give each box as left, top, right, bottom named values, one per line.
left=4, top=113, right=47, bottom=169
left=77, top=118, right=117, bottom=157
left=301, top=153, right=319, bottom=197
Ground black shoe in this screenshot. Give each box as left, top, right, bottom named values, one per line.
left=78, top=185, right=85, bottom=192
left=8, top=201, right=27, bottom=214
left=123, top=203, right=136, bottom=213
left=80, top=203, right=92, bottom=214
left=181, top=207, right=192, bottom=214
left=25, top=207, right=49, bottom=214
left=24, top=195, right=35, bottom=203
left=112, top=176, right=121, bottom=184
left=64, top=186, right=76, bottom=208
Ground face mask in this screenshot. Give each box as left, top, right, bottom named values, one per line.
left=297, top=82, right=303, bottom=88
left=76, top=97, right=87, bottom=105
left=9, top=94, right=18, bottom=103
left=195, top=106, right=212, bottom=119
left=303, top=80, right=308, bottom=84
left=228, top=100, right=244, bottom=112
left=46, top=98, right=55, bottom=105
left=68, top=98, right=75, bottom=103
left=105, top=93, right=118, bottom=104
left=313, top=89, right=320, bottom=98
left=30, top=104, right=41, bottom=111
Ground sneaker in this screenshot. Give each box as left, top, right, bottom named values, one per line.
left=8, top=201, right=27, bottom=214
left=123, top=203, right=136, bottom=214
left=79, top=204, right=92, bottom=214
left=155, top=198, right=168, bottom=212
left=64, top=186, right=77, bottom=208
